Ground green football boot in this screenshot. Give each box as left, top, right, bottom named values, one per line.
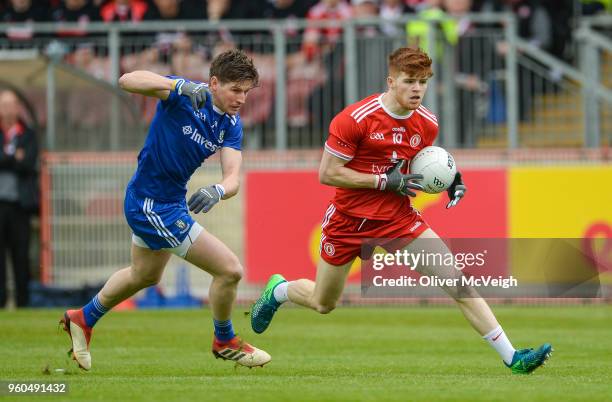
left=251, top=274, right=287, bottom=334
left=506, top=343, right=553, bottom=374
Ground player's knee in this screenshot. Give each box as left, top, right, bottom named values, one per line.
left=225, top=267, right=243, bottom=284
left=447, top=284, right=480, bottom=301
left=220, top=257, right=243, bottom=284
left=315, top=302, right=336, bottom=314
left=131, top=267, right=162, bottom=287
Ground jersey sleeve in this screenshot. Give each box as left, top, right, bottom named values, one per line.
left=324, top=111, right=363, bottom=161
left=221, top=115, right=243, bottom=151
left=423, top=120, right=438, bottom=146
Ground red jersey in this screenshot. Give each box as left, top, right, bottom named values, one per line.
left=324, top=94, right=439, bottom=220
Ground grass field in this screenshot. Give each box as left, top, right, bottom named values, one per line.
left=1, top=306, right=611, bottom=401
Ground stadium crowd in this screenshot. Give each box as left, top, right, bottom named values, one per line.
left=1, top=1, right=609, bottom=56
left=0, top=0, right=609, bottom=130
left=1, top=0, right=609, bottom=23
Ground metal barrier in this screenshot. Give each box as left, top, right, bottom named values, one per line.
left=40, top=149, right=610, bottom=302
left=1, top=15, right=609, bottom=150
left=576, top=19, right=612, bottom=148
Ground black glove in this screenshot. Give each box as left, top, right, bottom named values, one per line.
left=188, top=184, right=224, bottom=214
left=446, top=172, right=467, bottom=209
left=376, top=160, right=423, bottom=197
left=175, top=79, right=208, bottom=111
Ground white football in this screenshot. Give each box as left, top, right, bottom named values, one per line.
left=409, top=146, right=457, bottom=194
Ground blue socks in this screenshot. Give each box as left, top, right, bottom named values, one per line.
left=83, top=295, right=236, bottom=342
left=213, top=319, right=235, bottom=342
left=82, top=294, right=110, bottom=328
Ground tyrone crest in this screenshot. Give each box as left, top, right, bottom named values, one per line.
left=323, top=243, right=335, bottom=256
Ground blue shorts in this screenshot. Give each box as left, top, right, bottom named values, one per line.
left=124, top=188, right=202, bottom=257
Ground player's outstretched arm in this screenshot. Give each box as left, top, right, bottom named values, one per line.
left=119, top=71, right=208, bottom=109
left=118, top=70, right=174, bottom=100
left=319, top=151, right=378, bottom=189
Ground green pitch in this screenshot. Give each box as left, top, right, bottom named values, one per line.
left=1, top=306, right=611, bottom=402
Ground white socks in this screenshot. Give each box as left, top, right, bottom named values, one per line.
left=483, top=325, right=516, bottom=365
left=273, top=281, right=289, bottom=304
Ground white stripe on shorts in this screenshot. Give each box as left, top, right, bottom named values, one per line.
left=143, top=198, right=180, bottom=247
left=147, top=199, right=180, bottom=247
left=321, top=204, right=336, bottom=229
left=319, top=234, right=327, bottom=255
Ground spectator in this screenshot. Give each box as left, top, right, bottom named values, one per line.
left=50, top=0, right=101, bottom=37
left=262, top=0, right=315, bottom=39
left=379, top=0, right=414, bottom=37
left=481, top=0, right=553, bottom=121
left=181, top=0, right=227, bottom=21
left=1, top=0, right=48, bottom=40
left=541, top=0, right=573, bottom=61
left=0, top=89, right=39, bottom=308
left=144, top=0, right=191, bottom=20
left=143, top=0, right=197, bottom=61
left=302, top=0, right=353, bottom=138
left=302, top=0, right=353, bottom=60
left=263, top=0, right=315, bottom=20
left=202, top=0, right=266, bottom=21
left=443, top=0, right=492, bottom=144
left=480, top=0, right=553, bottom=51
left=1, top=0, right=47, bottom=22
left=179, top=0, right=205, bottom=18
left=406, top=0, right=457, bottom=52
left=353, top=0, right=378, bottom=17
left=100, top=0, right=148, bottom=22
left=230, top=0, right=269, bottom=19
left=50, top=0, right=100, bottom=23
left=352, top=0, right=379, bottom=37
left=100, top=0, right=150, bottom=57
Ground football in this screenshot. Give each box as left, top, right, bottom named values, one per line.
left=409, top=146, right=457, bottom=194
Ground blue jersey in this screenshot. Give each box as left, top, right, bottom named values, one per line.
left=127, top=78, right=243, bottom=202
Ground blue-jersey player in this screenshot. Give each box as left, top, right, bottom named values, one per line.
left=60, top=49, right=271, bottom=369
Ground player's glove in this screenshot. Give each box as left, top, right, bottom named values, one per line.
left=446, top=172, right=467, bottom=209
left=188, top=184, right=225, bottom=214
left=174, top=79, right=208, bottom=111
left=375, top=160, right=424, bottom=197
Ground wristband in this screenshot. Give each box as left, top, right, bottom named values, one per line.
left=214, top=184, right=226, bottom=199
left=173, top=78, right=186, bottom=94
left=374, top=174, right=387, bottom=191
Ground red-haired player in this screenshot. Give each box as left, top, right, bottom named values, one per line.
left=251, top=47, right=552, bottom=374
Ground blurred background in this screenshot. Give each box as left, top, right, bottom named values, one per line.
left=0, top=0, right=609, bottom=309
